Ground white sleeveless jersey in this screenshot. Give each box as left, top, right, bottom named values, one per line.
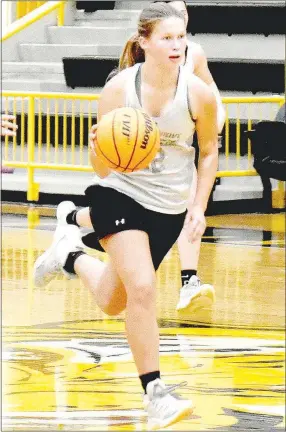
left=97, top=63, right=196, bottom=214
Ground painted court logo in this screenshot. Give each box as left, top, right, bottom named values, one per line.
left=3, top=330, right=284, bottom=430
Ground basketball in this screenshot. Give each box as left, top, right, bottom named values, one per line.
left=92, top=107, right=160, bottom=173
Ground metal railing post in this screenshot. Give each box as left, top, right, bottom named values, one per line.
left=27, top=96, right=40, bottom=201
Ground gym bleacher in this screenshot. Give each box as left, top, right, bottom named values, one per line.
left=2, top=0, right=284, bottom=95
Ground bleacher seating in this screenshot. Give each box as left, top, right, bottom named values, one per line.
left=2, top=0, right=285, bottom=95
left=63, top=1, right=285, bottom=94
left=186, top=3, right=285, bottom=35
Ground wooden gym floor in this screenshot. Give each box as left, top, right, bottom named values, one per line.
left=2, top=209, right=285, bottom=431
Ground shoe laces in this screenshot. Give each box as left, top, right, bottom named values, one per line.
left=49, top=260, right=62, bottom=275
left=154, top=381, right=188, bottom=400
left=39, top=260, right=61, bottom=285
left=182, top=276, right=201, bottom=292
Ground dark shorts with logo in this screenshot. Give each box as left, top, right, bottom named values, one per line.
left=83, top=185, right=186, bottom=271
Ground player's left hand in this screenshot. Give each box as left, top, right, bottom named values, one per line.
left=186, top=205, right=206, bottom=243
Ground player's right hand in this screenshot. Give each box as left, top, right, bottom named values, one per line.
left=1, top=114, right=18, bottom=137
left=89, top=124, right=98, bottom=154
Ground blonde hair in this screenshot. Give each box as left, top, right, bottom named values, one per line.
left=119, top=34, right=145, bottom=70
left=119, top=3, right=184, bottom=70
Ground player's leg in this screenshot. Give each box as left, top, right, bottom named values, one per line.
left=177, top=167, right=215, bottom=311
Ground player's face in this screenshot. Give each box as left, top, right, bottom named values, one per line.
left=141, top=17, right=187, bottom=67
left=169, top=1, right=188, bottom=27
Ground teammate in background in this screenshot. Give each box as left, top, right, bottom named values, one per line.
left=154, top=1, right=225, bottom=310
left=1, top=114, right=17, bottom=173
left=1, top=114, right=18, bottom=136
left=33, top=4, right=218, bottom=429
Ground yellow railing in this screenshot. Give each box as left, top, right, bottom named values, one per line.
left=218, top=96, right=284, bottom=178
left=16, top=1, right=47, bottom=19
left=2, top=1, right=66, bottom=41
left=2, top=91, right=99, bottom=201
left=1, top=91, right=285, bottom=203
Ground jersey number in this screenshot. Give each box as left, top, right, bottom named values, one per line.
left=149, top=148, right=166, bottom=173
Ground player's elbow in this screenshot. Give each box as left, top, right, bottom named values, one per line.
left=199, top=142, right=219, bottom=160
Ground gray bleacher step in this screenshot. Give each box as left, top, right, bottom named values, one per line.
left=2, top=80, right=103, bottom=98
left=47, top=26, right=135, bottom=45
left=115, top=1, right=151, bottom=10
left=213, top=187, right=263, bottom=201
left=75, top=9, right=141, bottom=20
left=75, top=9, right=140, bottom=24
left=188, top=34, right=284, bottom=62
left=75, top=19, right=138, bottom=27
left=2, top=171, right=91, bottom=196
left=219, top=176, right=262, bottom=186
left=2, top=84, right=102, bottom=97
left=43, top=30, right=284, bottom=62
left=220, top=91, right=283, bottom=97
left=2, top=79, right=68, bottom=93
left=2, top=73, right=64, bottom=82
left=20, top=44, right=122, bottom=62
left=2, top=62, right=63, bottom=74
left=216, top=183, right=263, bottom=192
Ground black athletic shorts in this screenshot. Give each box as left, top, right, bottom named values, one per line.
left=83, top=185, right=186, bottom=271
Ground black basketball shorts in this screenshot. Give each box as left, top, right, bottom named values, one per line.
left=83, top=185, right=186, bottom=271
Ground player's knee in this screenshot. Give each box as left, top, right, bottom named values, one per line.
left=127, top=274, right=156, bottom=307
left=103, top=301, right=126, bottom=316
left=99, top=291, right=127, bottom=316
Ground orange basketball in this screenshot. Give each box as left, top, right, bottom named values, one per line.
left=93, top=107, right=160, bottom=173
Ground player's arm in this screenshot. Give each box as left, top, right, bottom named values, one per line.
left=90, top=73, right=126, bottom=178
left=191, top=75, right=218, bottom=211
left=191, top=43, right=226, bottom=133
left=187, top=75, right=218, bottom=241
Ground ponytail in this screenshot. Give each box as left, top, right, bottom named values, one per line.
left=106, top=3, right=184, bottom=82
left=105, top=35, right=145, bottom=84
left=119, top=34, right=145, bottom=70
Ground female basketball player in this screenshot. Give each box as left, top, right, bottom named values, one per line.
left=33, top=4, right=218, bottom=429
left=69, top=0, right=225, bottom=312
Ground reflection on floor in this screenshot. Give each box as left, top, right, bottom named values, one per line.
left=2, top=212, right=285, bottom=431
